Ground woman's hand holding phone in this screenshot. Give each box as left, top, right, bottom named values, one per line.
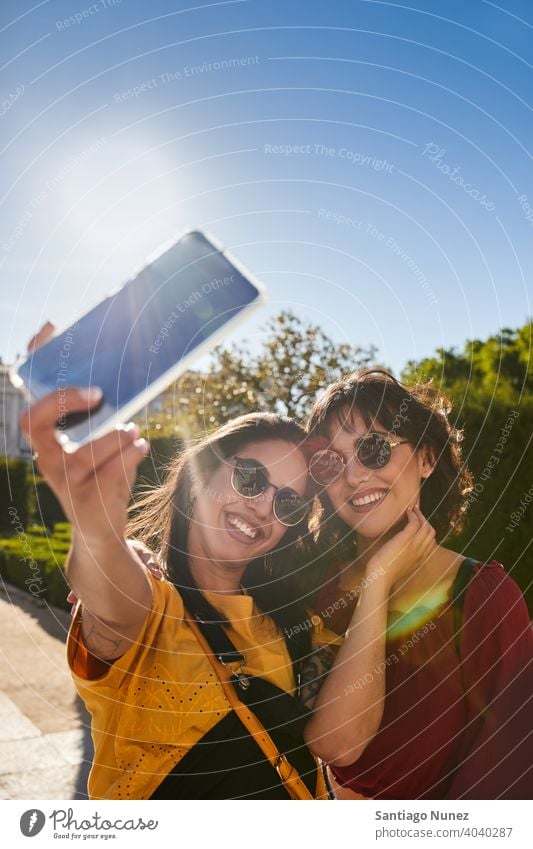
left=19, top=385, right=149, bottom=550
left=19, top=324, right=153, bottom=647
left=20, top=322, right=149, bottom=548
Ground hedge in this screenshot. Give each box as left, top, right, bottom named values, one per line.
left=32, top=479, right=65, bottom=530
left=0, top=457, right=31, bottom=533
left=0, top=525, right=71, bottom=610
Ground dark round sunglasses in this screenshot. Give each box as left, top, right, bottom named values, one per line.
left=231, top=456, right=310, bottom=527
left=309, top=432, right=410, bottom=486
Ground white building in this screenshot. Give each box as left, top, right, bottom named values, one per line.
left=0, top=361, right=31, bottom=460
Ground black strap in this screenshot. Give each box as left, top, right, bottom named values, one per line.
left=451, top=557, right=481, bottom=655
left=167, top=586, right=318, bottom=799
left=179, top=586, right=246, bottom=668
left=179, top=586, right=312, bottom=725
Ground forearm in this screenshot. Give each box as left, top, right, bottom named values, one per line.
left=66, top=533, right=152, bottom=628
left=299, top=646, right=337, bottom=711
left=304, top=577, right=390, bottom=766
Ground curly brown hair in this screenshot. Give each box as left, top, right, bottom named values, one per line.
left=306, top=369, right=474, bottom=550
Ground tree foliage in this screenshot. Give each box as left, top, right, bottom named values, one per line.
left=402, top=321, right=532, bottom=612
left=145, top=310, right=377, bottom=437
left=402, top=321, right=533, bottom=407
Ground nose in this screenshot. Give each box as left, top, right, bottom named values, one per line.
left=343, top=454, right=372, bottom=488
left=245, top=484, right=276, bottom=522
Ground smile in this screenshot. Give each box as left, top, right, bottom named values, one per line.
left=225, top=512, right=261, bottom=541
left=350, top=489, right=388, bottom=511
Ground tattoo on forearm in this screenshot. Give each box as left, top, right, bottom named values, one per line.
left=299, top=646, right=336, bottom=710
left=81, top=622, right=127, bottom=660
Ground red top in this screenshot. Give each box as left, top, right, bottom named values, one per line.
left=314, top=560, right=533, bottom=799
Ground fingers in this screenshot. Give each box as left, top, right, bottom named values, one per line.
left=394, top=506, right=435, bottom=561
left=19, top=388, right=148, bottom=513
left=412, top=506, right=436, bottom=539
left=19, top=386, right=103, bottom=461
left=396, top=505, right=423, bottom=540
left=66, top=435, right=148, bottom=511
left=67, top=590, right=78, bottom=617
left=20, top=386, right=103, bottom=437
left=411, top=506, right=437, bottom=560
left=146, top=562, right=163, bottom=580
left=27, top=321, right=55, bottom=353
left=61, top=436, right=147, bottom=535
left=91, top=434, right=149, bottom=491
left=405, top=506, right=421, bottom=528
left=405, top=506, right=435, bottom=538
left=67, top=423, right=144, bottom=486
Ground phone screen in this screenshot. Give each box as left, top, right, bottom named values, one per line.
left=15, top=230, right=264, bottom=446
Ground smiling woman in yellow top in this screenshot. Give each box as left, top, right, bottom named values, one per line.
left=22, top=388, right=338, bottom=799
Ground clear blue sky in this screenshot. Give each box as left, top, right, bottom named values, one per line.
left=1, top=0, right=532, bottom=375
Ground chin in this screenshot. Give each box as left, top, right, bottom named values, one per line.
left=340, top=505, right=403, bottom=538
left=223, top=543, right=257, bottom=564
left=214, top=550, right=253, bottom=569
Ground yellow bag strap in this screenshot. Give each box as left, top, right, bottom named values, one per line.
left=185, top=610, right=316, bottom=800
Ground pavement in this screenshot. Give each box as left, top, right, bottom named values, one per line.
left=0, top=581, right=93, bottom=800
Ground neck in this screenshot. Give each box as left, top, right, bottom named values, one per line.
left=187, top=528, right=248, bottom=594
left=355, top=526, right=399, bottom=570
left=188, top=556, right=247, bottom=594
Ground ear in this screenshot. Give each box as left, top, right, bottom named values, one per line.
left=418, top=444, right=436, bottom=480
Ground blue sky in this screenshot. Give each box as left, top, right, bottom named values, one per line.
left=1, top=0, right=532, bottom=376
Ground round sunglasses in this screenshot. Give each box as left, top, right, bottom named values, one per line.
left=309, top=432, right=410, bottom=486
left=231, top=456, right=309, bottom=527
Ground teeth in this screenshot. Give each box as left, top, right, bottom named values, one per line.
left=228, top=515, right=258, bottom=539
left=352, top=492, right=386, bottom=507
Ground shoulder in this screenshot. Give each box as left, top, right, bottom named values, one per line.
left=465, top=560, right=524, bottom=608
left=308, top=610, right=344, bottom=649
left=453, top=560, right=533, bottom=702
left=127, top=538, right=165, bottom=580
left=68, top=571, right=184, bottom=685
left=462, top=559, right=532, bottom=659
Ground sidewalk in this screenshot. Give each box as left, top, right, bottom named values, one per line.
left=0, top=581, right=92, bottom=799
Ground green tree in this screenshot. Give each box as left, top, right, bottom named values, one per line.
left=402, top=320, right=533, bottom=405
left=402, top=320, right=533, bottom=612
left=143, top=311, right=377, bottom=437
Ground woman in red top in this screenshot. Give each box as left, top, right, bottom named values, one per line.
left=304, top=369, right=533, bottom=799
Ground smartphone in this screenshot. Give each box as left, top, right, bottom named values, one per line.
left=12, top=229, right=266, bottom=449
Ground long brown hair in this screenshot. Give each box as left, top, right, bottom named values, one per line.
left=307, top=369, right=474, bottom=558
left=127, top=412, right=316, bottom=666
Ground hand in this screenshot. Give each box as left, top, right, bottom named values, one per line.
left=26, top=320, right=55, bottom=353
left=19, top=388, right=149, bottom=549
left=365, top=505, right=437, bottom=592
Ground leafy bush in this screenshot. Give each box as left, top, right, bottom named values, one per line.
left=0, top=526, right=70, bottom=610
left=32, top=478, right=65, bottom=529
left=0, top=457, right=31, bottom=533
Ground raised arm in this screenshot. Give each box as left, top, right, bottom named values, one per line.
left=304, top=506, right=436, bottom=766
left=20, top=387, right=152, bottom=659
